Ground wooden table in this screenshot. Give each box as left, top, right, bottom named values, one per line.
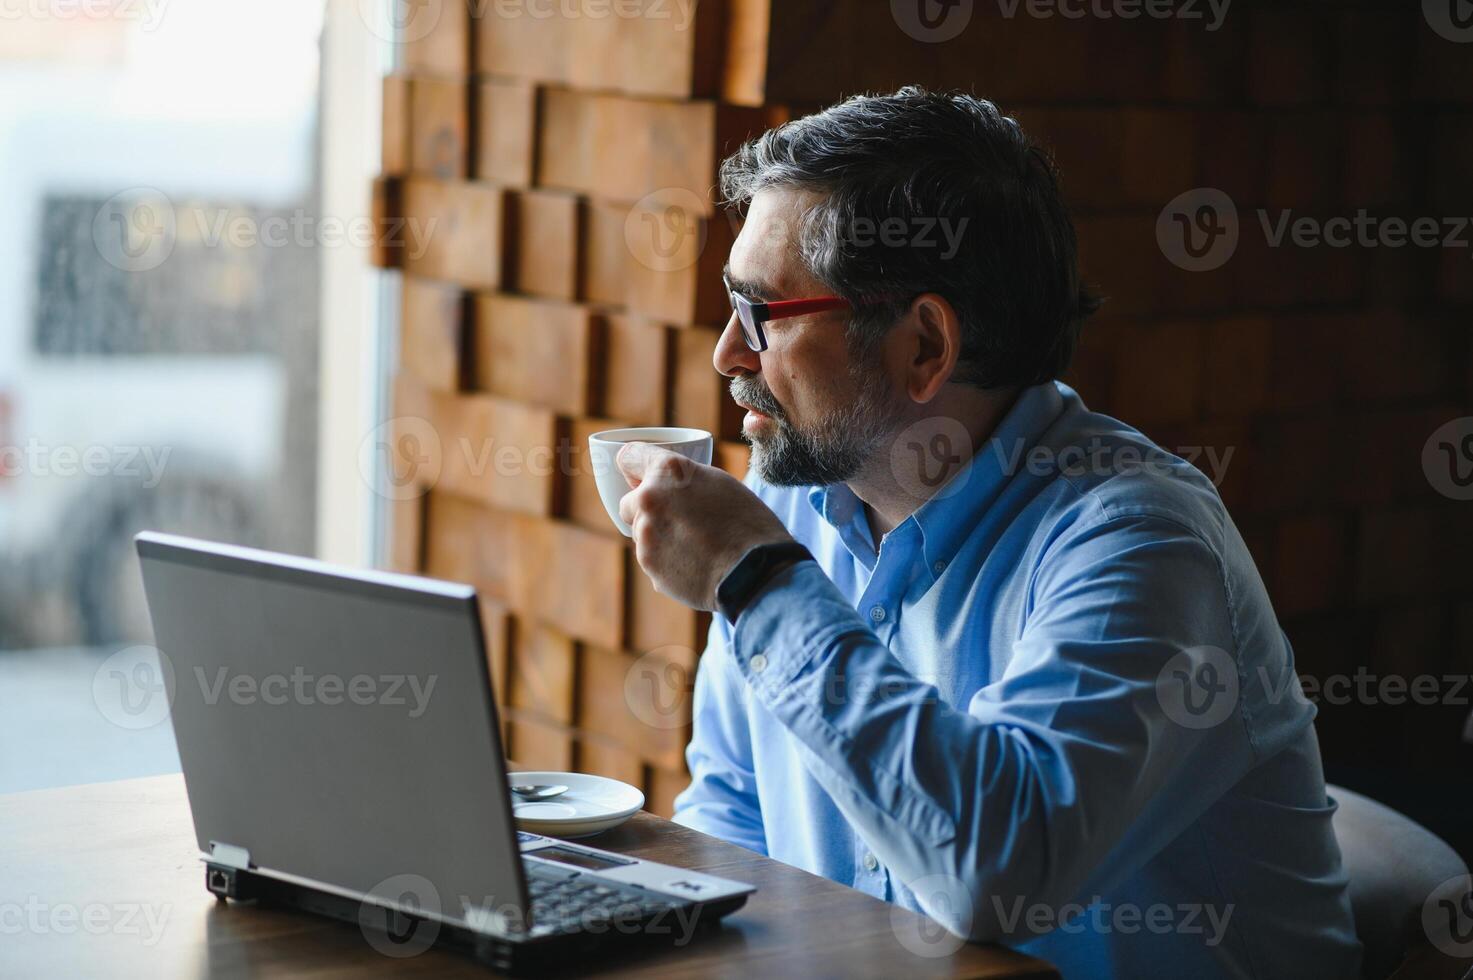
left=1, top=776, right=1056, bottom=978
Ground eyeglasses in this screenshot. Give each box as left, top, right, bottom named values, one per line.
left=723, top=273, right=852, bottom=353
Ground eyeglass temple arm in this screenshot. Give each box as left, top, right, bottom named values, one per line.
left=759, top=296, right=852, bottom=321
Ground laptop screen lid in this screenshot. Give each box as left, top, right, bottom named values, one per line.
left=135, top=531, right=527, bottom=931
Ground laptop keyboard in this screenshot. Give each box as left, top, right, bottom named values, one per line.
left=523, top=862, right=687, bottom=935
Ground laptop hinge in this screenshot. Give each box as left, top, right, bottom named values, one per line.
left=208, top=841, right=253, bottom=870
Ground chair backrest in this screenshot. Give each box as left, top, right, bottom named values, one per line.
left=1329, top=785, right=1472, bottom=980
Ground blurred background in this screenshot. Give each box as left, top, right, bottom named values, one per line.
left=0, top=0, right=1468, bottom=867
left=0, top=0, right=346, bottom=792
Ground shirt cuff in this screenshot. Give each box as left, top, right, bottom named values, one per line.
left=730, top=559, right=872, bottom=692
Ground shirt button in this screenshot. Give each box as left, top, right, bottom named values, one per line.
left=869, top=606, right=886, bottom=623
left=933, top=560, right=946, bottom=575
left=863, top=852, right=879, bottom=872
left=749, top=654, right=768, bottom=674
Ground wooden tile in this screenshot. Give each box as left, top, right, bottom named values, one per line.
left=535, top=86, right=608, bottom=196
left=481, top=599, right=512, bottom=706
left=514, top=518, right=626, bottom=649
left=508, top=189, right=582, bottom=301
left=575, top=645, right=640, bottom=749
left=428, top=503, right=622, bottom=653
left=475, top=4, right=573, bottom=87
left=409, top=76, right=469, bottom=180
left=392, top=370, right=436, bottom=424
left=469, top=294, right=603, bottom=416
left=422, top=492, right=520, bottom=602
left=1110, top=322, right=1206, bottom=425
left=381, top=75, right=411, bottom=175
left=508, top=715, right=575, bottom=771
left=369, top=176, right=403, bottom=269
left=386, top=373, right=440, bottom=496
left=580, top=201, right=630, bottom=307
left=671, top=326, right=744, bottom=441
left=567, top=415, right=627, bottom=538
left=717, top=441, right=750, bottom=482
left=1245, top=9, right=1330, bottom=108
left=475, top=0, right=721, bottom=99
left=720, top=1, right=961, bottom=107
left=473, top=78, right=538, bottom=187
left=1274, top=516, right=1347, bottom=617
left=1204, top=316, right=1271, bottom=419
left=509, top=620, right=577, bottom=725
left=645, top=765, right=691, bottom=819
left=578, top=645, right=690, bottom=771
left=401, top=0, right=470, bottom=77
left=536, top=90, right=766, bottom=213
left=386, top=495, right=425, bottom=575
left=577, top=734, right=644, bottom=788
left=608, top=0, right=722, bottom=98
left=431, top=390, right=564, bottom=517
left=627, top=550, right=709, bottom=653
left=624, top=197, right=735, bottom=324
left=722, top=0, right=774, bottom=107
left=400, top=275, right=466, bottom=391
left=604, top=315, right=672, bottom=428
left=401, top=179, right=508, bottom=290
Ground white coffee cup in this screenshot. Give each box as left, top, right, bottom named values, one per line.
left=588, top=427, right=714, bottom=537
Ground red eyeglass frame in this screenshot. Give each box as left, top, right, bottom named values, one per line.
left=723, top=273, right=853, bottom=353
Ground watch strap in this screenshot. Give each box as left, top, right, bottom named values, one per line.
left=716, top=542, right=813, bottom=625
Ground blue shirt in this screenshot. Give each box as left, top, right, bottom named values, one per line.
left=673, top=382, right=1361, bottom=979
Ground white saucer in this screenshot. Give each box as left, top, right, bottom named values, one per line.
left=508, top=771, right=645, bottom=839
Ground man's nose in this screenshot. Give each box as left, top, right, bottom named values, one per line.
left=714, top=311, right=761, bottom=377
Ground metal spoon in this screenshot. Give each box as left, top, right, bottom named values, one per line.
left=512, top=783, right=570, bottom=801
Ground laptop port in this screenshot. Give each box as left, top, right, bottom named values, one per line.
left=207, top=868, right=231, bottom=896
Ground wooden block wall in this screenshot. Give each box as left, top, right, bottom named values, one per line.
left=373, top=5, right=763, bottom=816
left=375, top=4, right=1473, bottom=845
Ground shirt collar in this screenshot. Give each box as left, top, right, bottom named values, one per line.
left=807, top=381, right=1070, bottom=576
left=808, top=481, right=878, bottom=569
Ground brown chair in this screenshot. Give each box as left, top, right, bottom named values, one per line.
left=1329, top=785, right=1472, bottom=980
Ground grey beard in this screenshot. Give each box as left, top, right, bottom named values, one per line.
left=732, top=372, right=900, bottom=487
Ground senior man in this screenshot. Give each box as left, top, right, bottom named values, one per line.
left=614, top=88, right=1360, bottom=979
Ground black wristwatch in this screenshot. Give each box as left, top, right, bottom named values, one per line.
left=716, top=542, right=813, bottom=625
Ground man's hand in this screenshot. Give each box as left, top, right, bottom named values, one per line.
left=616, top=442, right=794, bottom=611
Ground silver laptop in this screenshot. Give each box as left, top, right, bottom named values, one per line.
left=135, top=531, right=753, bottom=973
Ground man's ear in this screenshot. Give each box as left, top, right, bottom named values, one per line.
left=903, top=293, right=963, bottom=404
